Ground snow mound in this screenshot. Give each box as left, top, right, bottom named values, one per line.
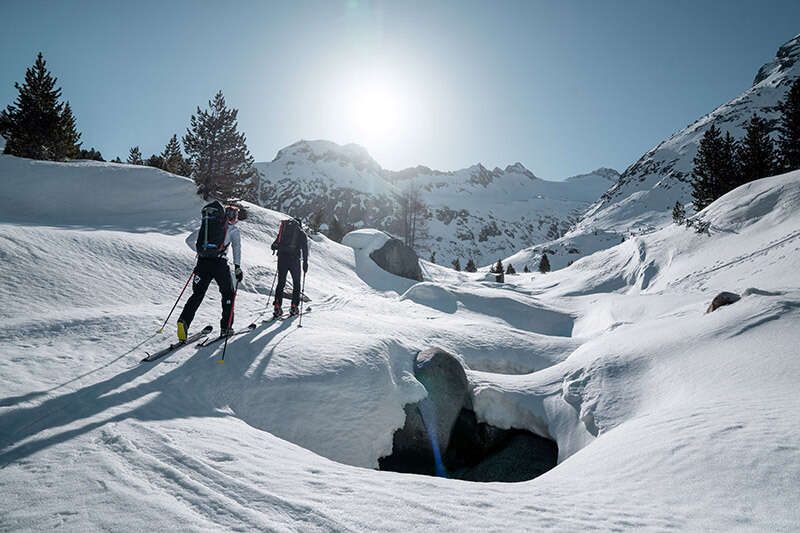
left=400, top=282, right=459, bottom=313
left=0, top=155, right=201, bottom=230
left=341, top=228, right=391, bottom=253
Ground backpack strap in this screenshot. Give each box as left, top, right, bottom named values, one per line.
left=276, top=220, right=285, bottom=244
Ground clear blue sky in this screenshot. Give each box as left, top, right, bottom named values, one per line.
left=1, top=1, right=798, bottom=178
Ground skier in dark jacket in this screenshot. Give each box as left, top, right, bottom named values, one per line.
left=271, top=217, right=308, bottom=317
left=177, top=203, right=243, bottom=340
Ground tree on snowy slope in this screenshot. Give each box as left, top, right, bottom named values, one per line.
left=160, top=134, right=191, bottom=176
left=538, top=253, right=551, bottom=274
left=0, top=53, right=81, bottom=160
left=395, top=181, right=427, bottom=250
left=737, top=114, right=777, bottom=187
left=506, top=263, right=516, bottom=274
left=77, top=147, right=104, bottom=161
left=452, top=258, right=461, bottom=271
left=691, top=126, right=738, bottom=210
left=145, top=154, right=164, bottom=169
left=127, top=146, right=143, bottom=165
left=183, top=91, right=257, bottom=201
left=777, top=77, right=800, bottom=171
left=465, top=258, right=477, bottom=272
left=672, top=201, right=686, bottom=224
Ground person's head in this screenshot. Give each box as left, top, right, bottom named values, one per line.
left=225, top=205, right=239, bottom=224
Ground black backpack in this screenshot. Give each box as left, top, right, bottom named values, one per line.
left=275, top=219, right=301, bottom=253
left=196, top=201, right=228, bottom=258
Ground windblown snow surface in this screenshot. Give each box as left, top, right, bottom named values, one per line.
left=1, top=155, right=799, bottom=530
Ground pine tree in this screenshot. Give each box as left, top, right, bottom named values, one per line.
left=57, top=102, right=81, bottom=159
left=523, top=265, right=530, bottom=273
left=127, top=146, right=144, bottom=165
left=452, top=258, right=461, bottom=271
left=538, top=253, right=551, bottom=274
left=111, top=156, right=122, bottom=163
left=737, top=114, right=776, bottom=186
left=717, top=132, right=739, bottom=197
left=183, top=91, right=257, bottom=200
left=146, top=154, right=164, bottom=169
left=672, top=201, right=686, bottom=224
left=0, top=52, right=81, bottom=160
left=505, top=263, right=516, bottom=274
left=465, top=258, right=477, bottom=272
left=160, top=134, right=190, bottom=176
left=691, top=125, right=723, bottom=211
left=77, top=147, right=104, bottom=161
left=492, top=259, right=504, bottom=274
left=428, top=251, right=436, bottom=264
left=777, top=77, right=800, bottom=171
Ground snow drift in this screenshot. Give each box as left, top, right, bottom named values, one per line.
left=1, top=155, right=799, bottom=530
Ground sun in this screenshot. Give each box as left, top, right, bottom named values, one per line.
left=350, top=80, right=405, bottom=141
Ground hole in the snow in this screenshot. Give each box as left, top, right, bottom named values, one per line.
left=379, top=406, right=558, bottom=482
left=378, top=347, right=558, bottom=482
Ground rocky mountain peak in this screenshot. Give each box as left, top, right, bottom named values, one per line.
left=753, top=33, right=800, bottom=86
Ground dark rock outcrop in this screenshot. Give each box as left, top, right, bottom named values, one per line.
left=706, top=291, right=741, bottom=313
left=369, top=238, right=423, bottom=281
left=383, top=348, right=469, bottom=466
left=380, top=347, right=558, bottom=483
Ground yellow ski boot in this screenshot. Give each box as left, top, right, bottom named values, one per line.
left=177, top=319, right=188, bottom=342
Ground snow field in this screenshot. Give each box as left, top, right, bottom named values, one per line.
left=1, top=157, right=799, bottom=530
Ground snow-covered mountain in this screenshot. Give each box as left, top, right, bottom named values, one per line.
left=256, top=140, right=618, bottom=266
left=504, top=33, right=800, bottom=273
left=1, top=154, right=799, bottom=529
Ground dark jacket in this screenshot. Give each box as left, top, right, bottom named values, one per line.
left=271, top=220, right=308, bottom=263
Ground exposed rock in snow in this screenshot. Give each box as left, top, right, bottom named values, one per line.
left=369, top=238, right=423, bottom=281
left=383, top=348, right=469, bottom=469
left=706, top=291, right=742, bottom=313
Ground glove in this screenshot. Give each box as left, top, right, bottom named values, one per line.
left=303, top=261, right=308, bottom=273
left=235, top=265, right=243, bottom=282
left=270, top=242, right=278, bottom=251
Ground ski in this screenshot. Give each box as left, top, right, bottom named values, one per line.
left=261, top=306, right=312, bottom=324
left=196, top=323, right=256, bottom=347
left=141, top=325, right=213, bottom=363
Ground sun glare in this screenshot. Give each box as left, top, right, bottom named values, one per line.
left=351, top=81, right=404, bottom=140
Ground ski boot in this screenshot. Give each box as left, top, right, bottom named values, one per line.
left=220, top=327, right=235, bottom=337
left=177, top=319, right=188, bottom=342
left=272, top=304, right=283, bottom=319
left=289, top=304, right=300, bottom=317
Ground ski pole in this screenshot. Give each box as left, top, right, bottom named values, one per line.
left=298, top=270, right=307, bottom=328
left=219, top=281, right=239, bottom=364
left=267, top=262, right=278, bottom=309
left=157, top=270, right=195, bottom=333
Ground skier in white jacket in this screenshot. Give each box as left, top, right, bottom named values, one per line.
left=177, top=203, right=243, bottom=340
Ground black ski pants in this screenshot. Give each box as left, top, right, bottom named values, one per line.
left=179, top=257, right=235, bottom=330
left=274, top=253, right=301, bottom=308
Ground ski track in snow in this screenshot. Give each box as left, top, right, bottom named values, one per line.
left=1, top=157, right=799, bottom=530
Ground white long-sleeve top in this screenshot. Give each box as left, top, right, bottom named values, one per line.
left=224, top=223, right=242, bottom=266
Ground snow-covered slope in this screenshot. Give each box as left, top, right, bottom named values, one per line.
left=1, top=156, right=799, bottom=530
left=256, top=140, right=618, bottom=267
left=585, top=33, right=800, bottom=232
left=505, top=33, right=800, bottom=273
